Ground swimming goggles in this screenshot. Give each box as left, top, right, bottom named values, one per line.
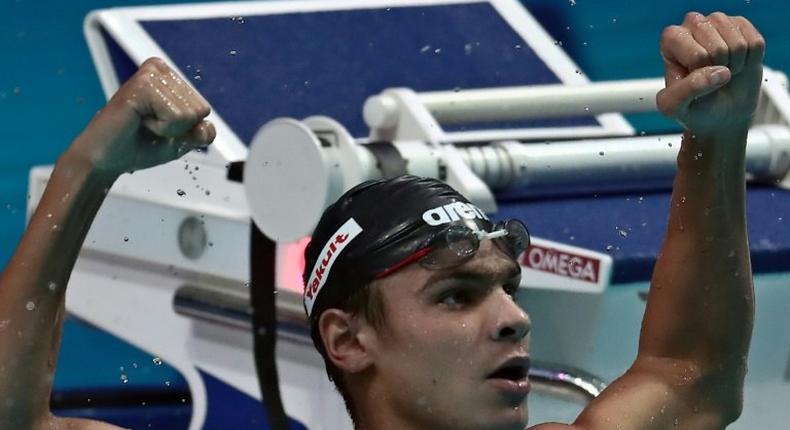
left=375, top=219, right=530, bottom=279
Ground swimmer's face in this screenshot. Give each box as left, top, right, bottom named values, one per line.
left=371, top=239, right=531, bottom=430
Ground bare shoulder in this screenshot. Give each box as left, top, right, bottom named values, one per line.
left=39, top=416, right=128, bottom=430
left=562, top=357, right=730, bottom=430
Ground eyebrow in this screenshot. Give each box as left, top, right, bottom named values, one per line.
left=421, top=262, right=522, bottom=293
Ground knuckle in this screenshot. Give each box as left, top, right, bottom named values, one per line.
left=197, top=105, right=211, bottom=118
left=684, top=11, right=702, bottom=23
left=661, top=25, right=681, bottom=42
left=710, top=46, right=729, bottom=63
left=142, top=57, right=165, bottom=70
left=731, top=39, right=748, bottom=55
left=138, top=63, right=159, bottom=79
left=709, top=12, right=729, bottom=23
left=691, top=49, right=712, bottom=68
left=752, top=35, right=766, bottom=51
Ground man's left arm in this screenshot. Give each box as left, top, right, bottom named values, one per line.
left=532, top=11, right=764, bottom=430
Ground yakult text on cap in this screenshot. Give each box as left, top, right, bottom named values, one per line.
left=305, top=218, right=363, bottom=316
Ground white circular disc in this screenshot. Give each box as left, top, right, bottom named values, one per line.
left=244, top=118, right=329, bottom=242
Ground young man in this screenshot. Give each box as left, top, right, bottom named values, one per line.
left=0, top=10, right=764, bottom=430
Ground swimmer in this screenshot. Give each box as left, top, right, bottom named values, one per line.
left=0, top=11, right=764, bottom=430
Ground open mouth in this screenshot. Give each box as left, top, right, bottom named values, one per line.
left=487, top=357, right=530, bottom=382
left=488, top=365, right=528, bottom=381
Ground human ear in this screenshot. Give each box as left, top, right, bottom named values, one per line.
left=318, top=309, right=375, bottom=374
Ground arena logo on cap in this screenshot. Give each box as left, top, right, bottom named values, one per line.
left=422, top=202, right=489, bottom=226
left=305, top=218, right=363, bottom=316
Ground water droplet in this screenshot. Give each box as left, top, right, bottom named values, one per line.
left=25, top=301, right=35, bottom=311
left=120, top=374, right=129, bottom=384
left=420, top=45, right=431, bottom=53
left=605, top=245, right=614, bottom=252
left=152, top=357, right=163, bottom=366
left=0, top=320, right=10, bottom=330
left=569, top=0, right=576, bottom=5
left=176, top=189, right=186, bottom=197
left=48, top=282, right=57, bottom=291
left=229, top=50, right=238, bottom=56
left=123, top=236, right=129, bottom=242
left=193, top=75, right=202, bottom=81
left=434, top=48, right=442, bottom=54
left=599, top=151, right=605, bottom=156
left=618, top=229, right=628, bottom=238
left=165, top=380, right=171, bottom=387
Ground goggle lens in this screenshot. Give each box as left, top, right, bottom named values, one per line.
left=420, top=220, right=529, bottom=270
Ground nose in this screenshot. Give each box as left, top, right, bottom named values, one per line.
left=490, top=291, right=531, bottom=342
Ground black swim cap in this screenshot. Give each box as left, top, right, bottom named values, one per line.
left=302, top=175, right=493, bottom=321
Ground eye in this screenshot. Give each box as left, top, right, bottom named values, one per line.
left=437, top=285, right=481, bottom=307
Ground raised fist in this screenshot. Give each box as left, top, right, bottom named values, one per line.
left=657, top=12, right=765, bottom=137
left=71, top=57, right=216, bottom=175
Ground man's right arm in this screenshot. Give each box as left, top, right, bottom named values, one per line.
left=0, top=58, right=215, bottom=430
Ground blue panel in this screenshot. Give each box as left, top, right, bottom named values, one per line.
left=101, top=26, right=139, bottom=88
left=55, top=316, right=189, bottom=392
left=139, top=3, right=600, bottom=142
left=53, top=318, right=192, bottom=429
left=199, top=370, right=308, bottom=430
left=494, top=186, right=790, bottom=284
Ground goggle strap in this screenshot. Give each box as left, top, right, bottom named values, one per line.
left=374, top=246, right=433, bottom=279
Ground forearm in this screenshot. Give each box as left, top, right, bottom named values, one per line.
left=639, top=128, right=753, bottom=379
left=0, top=148, right=118, bottom=428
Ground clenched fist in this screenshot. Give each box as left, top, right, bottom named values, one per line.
left=70, top=57, right=216, bottom=176
left=657, top=12, right=765, bottom=137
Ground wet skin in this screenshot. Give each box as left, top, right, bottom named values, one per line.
left=333, top=240, right=532, bottom=430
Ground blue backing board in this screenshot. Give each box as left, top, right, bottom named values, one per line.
left=494, top=185, right=790, bottom=284
left=139, top=2, right=599, bottom=142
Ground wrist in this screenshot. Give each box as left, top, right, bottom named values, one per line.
left=677, top=129, right=748, bottom=173
left=57, top=147, right=120, bottom=185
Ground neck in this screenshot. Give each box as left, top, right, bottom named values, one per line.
left=349, top=376, right=435, bottom=430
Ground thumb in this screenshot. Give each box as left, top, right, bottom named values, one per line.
left=657, top=66, right=731, bottom=118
